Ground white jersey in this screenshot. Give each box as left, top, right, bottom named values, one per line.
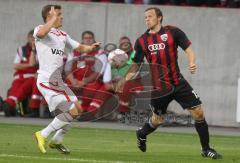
left=33, top=25, right=79, bottom=81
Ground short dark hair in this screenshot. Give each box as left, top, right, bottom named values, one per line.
left=41, top=5, right=61, bottom=23
left=81, top=31, right=95, bottom=40
left=145, top=7, right=163, bottom=23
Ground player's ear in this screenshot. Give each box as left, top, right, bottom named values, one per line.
left=158, top=16, right=161, bottom=22
left=159, top=16, right=163, bottom=23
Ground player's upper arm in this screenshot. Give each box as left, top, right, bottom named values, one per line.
left=173, top=27, right=191, bottom=51
left=133, top=39, right=145, bottom=64
left=33, top=25, right=47, bottom=39
left=66, top=35, right=80, bottom=50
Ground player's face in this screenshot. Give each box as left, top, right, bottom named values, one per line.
left=82, top=34, right=94, bottom=45
left=50, top=9, right=63, bottom=28
left=144, top=9, right=161, bottom=30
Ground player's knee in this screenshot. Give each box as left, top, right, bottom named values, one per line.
left=190, top=106, right=205, bottom=120
left=151, top=114, right=164, bottom=127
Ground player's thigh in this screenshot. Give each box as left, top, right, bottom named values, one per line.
left=37, top=81, right=78, bottom=113
left=174, top=78, right=202, bottom=110
left=150, top=94, right=173, bottom=115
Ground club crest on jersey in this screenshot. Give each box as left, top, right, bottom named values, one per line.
left=160, top=34, right=168, bottom=41
left=51, top=48, right=64, bottom=56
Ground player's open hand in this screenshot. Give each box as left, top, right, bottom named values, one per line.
left=189, top=62, right=197, bottom=74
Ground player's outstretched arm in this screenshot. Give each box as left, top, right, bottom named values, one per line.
left=36, top=6, right=58, bottom=38
left=185, top=47, right=197, bottom=74
left=75, top=42, right=101, bottom=53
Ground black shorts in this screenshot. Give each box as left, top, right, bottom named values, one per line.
left=150, top=78, right=202, bottom=115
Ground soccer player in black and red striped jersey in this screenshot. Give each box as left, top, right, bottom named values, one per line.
left=117, top=7, right=222, bottom=159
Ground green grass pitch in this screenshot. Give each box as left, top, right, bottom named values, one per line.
left=0, top=123, right=239, bottom=163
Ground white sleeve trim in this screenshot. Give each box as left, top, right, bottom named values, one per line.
left=33, top=25, right=43, bottom=40
left=66, top=35, right=80, bottom=50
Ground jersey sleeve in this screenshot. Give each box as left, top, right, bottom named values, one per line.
left=133, top=38, right=145, bottom=63
left=173, top=27, right=191, bottom=50
left=33, top=25, right=43, bottom=40
left=13, top=47, right=22, bottom=64
left=66, top=35, right=80, bottom=50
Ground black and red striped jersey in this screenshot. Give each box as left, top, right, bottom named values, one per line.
left=133, top=25, right=191, bottom=86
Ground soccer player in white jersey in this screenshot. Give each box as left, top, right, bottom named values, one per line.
left=33, top=5, right=100, bottom=154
